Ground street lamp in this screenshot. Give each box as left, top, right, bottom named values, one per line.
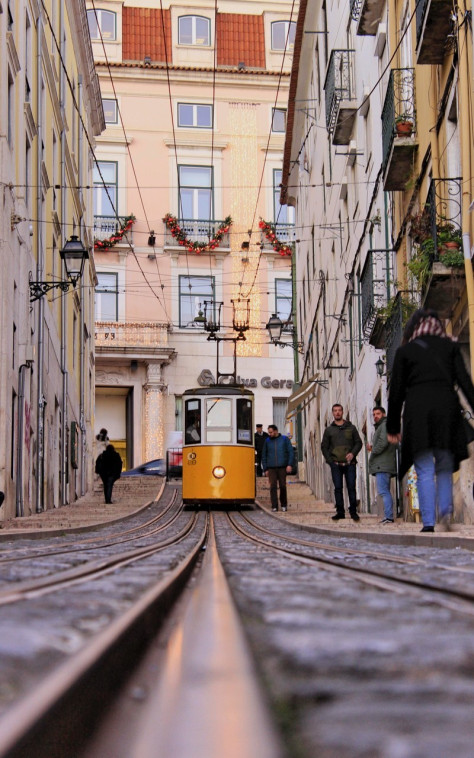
left=375, top=357, right=385, bottom=377
left=29, top=235, right=89, bottom=302
left=266, top=313, right=304, bottom=354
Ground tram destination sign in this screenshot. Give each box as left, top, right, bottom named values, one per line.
left=197, top=369, right=292, bottom=389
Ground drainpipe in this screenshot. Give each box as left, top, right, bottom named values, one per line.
left=35, top=14, right=45, bottom=514
left=458, top=14, right=474, bottom=375
left=78, top=76, right=86, bottom=496
left=60, top=0, right=69, bottom=503
left=15, top=362, right=33, bottom=516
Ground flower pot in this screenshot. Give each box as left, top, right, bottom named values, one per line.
left=443, top=241, right=460, bottom=250
left=396, top=121, right=413, bottom=137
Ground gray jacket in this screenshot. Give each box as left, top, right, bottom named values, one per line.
left=368, top=417, right=397, bottom=476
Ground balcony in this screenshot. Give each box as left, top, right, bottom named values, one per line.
left=94, top=216, right=133, bottom=244
left=260, top=223, right=296, bottom=252
left=382, top=69, right=418, bottom=191
left=163, top=219, right=230, bottom=251
left=416, top=0, right=454, bottom=64
left=95, top=321, right=172, bottom=359
left=324, top=50, right=357, bottom=145
left=360, top=249, right=394, bottom=345
left=350, top=0, right=385, bottom=35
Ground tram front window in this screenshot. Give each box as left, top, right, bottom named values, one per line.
left=237, top=398, right=252, bottom=444
left=185, top=399, right=201, bottom=444
left=206, top=398, right=232, bottom=442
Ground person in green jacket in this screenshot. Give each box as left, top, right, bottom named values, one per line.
left=367, top=406, right=398, bottom=523
left=321, top=403, right=362, bottom=521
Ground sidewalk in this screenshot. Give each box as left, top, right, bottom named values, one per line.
left=257, top=476, right=474, bottom=549
left=0, top=477, right=164, bottom=539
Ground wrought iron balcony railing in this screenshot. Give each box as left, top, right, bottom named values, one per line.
left=324, top=50, right=356, bottom=135
left=416, top=0, right=454, bottom=63
left=95, top=321, right=169, bottom=348
left=350, top=0, right=362, bottom=21
left=426, top=178, right=462, bottom=262
left=384, top=292, right=418, bottom=375
left=164, top=219, right=230, bottom=248
left=360, top=249, right=394, bottom=338
left=381, top=68, right=416, bottom=169
left=94, top=215, right=132, bottom=243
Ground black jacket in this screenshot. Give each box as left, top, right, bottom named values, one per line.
left=254, top=431, right=268, bottom=454
left=387, top=335, right=474, bottom=477
left=95, top=447, right=123, bottom=481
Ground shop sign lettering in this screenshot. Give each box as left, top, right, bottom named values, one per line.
left=197, top=369, right=292, bottom=389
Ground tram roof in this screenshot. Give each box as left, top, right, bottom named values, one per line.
left=183, top=385, right=254, bottom=397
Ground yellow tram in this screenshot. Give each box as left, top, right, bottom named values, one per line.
left=182, top=385, right=255, bottom=507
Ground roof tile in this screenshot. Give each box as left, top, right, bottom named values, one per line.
left=122, top=7, right=171, bottom=62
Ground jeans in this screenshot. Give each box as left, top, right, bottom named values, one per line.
left=330, top=462, right=357, bottom=516
left=375, top=472, right=394, bottom=520
left=413, top=448, right=454, bottom=527
left=102, top=475, right=116, bottom=504
left=267, top=467, right=287, bottom=509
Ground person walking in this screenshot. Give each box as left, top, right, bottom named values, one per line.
left=261, top=424, right=295, bottom=512
left=321, top=403, right=363, bottom=521
left=254, top=424, right=269, bottom=477
left=95, top=444, right=123, bottom=504
left=95, top=428, right=109, bottom=454
left=387, top=308, right=474, bottom=532
left=367, top=406, right=397, bottom=523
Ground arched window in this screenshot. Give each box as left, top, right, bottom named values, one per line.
left=178, top=15, right=210, bottom=46
left=87, top=9, right=116, bottom=41
left=271, top=20, right=295, bottom=51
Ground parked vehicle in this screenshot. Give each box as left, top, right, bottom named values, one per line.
left=122, top=457, right=182, bottom=478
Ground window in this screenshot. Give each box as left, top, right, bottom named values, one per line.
left=275, top=279, right=292, bottom=326
left=185, top=399, right=201, bottom=444
left=179, top=275, right=214, bottom=327
left=93, top=161, right=117, bottom=217
left=271, top=21, right=295, bottom=51
left=178, top=165, right=213, bottom=220
left=102, top=98, right=118, bottom=124
left=95, top=273, right=118, bottom=321
left=178, top=15, right=210, bottom=46
left=206, top=398, right=231, bottom=442
left=272, top=108, right=287, bottom=132
left=273, top=169, right=295, bottom=225
left=178, top=103, right=213, bottom=129
left=87, top=9, right=116, bottom=40
left=237, top=399, right=252, bottom=444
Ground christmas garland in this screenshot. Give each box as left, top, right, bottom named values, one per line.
left=259, top=219, right=293, bottom=256
left=94, top=214, right=135, bottom=250
left=163, top=213, right=232, bottom=253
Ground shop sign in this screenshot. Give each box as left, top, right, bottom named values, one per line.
left=197, top=369, right=292, bottom=389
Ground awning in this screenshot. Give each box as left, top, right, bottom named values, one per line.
left=286, top=374, right=323, bottom=418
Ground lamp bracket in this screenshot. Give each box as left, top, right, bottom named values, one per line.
left=29, top=280, right=72, bottom=302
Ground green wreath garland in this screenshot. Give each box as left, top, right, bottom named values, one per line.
left=94, top=215, right=135, bottom=250
left=163, top=213, right=232, bottom=253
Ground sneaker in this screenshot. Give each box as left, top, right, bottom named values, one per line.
left=350, top=513, right=360, bottom=522
left=420, top=525, right=434, bottom=532
left=271, top=507, right=278, bottom=512
left=380, top=518, right=394, bottom=524
left=281, top=506, right=287, bottom=512
left=331, top=514, right=345, bottom=521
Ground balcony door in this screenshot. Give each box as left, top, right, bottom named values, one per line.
left=178, top=165, right=213, bottom=221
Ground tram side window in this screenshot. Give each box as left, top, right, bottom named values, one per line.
left=206, top=398, right=232, bottom=442
left=185, top=399, right=201, bottom=444
left=236, top=399, right=252, bottom=444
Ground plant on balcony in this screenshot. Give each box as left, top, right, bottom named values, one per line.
left=94, top=214, right=135, bottom=250
left=438, top=248, right=464, bottom=268
left=407, top=243, right=432, bottom=289
left=258, top=219, right=293, bottom=256
left=376, top=292, right=418, bottom=327
left=395, top=113, right=414, bottom=137
left=163, top=214, right=232, bottom=253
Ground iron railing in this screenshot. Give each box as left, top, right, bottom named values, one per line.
left=324, top=50, right=355, bottom=134
left=93, top=215, right=132, bottom=242
left=381, top=68, right=416, bottom=167
left=360, top=249, right=394, bottom=338
left=426, top=178, right=463, bottom=261
left=350, top=0, right=362, bottom=21
left=384, top=291, right=418, bottom=375
left=260, top=223, right=296, bottom=250
left=164, top=219, right=230, bottom=248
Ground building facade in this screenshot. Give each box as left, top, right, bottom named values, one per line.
left=0, top=0, right=104, bottom=519
left=88, top=0, right=297, bottom=467
left=283, top=0, right=474, bottom=519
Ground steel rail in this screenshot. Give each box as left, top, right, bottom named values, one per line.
left=0, top=510, right=198, bottom=607
left=227, top=513, right=474, bottom=616
left=0, top=514, right=208, bottom=758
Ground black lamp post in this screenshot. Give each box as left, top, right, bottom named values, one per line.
left=266, top=313, right=304, bottom=354
left=29, top=235, right=89, bottom=302
left=375, top=357, right=385, bottom=377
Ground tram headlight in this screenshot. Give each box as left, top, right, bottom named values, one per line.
left=212, top=466, right=226, bottom=479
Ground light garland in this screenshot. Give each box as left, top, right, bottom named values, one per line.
left=94, top=215, right=135, bottom=250
left=163, top=213, right=232, bottom=253
left=258, top=218, right=293, bottom=256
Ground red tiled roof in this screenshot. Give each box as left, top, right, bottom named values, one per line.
left=122, top=7, right=171, bottom=62
left=217, top=14, right=265, bottom=68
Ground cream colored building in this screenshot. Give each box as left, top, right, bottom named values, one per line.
left=0, top=0, right=104, bottom=519
left=89, top=0, right=297, bottom=467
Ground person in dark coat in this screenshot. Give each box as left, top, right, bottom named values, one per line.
left=387, top=309, right=474, bottom=532
left=254, top=424, right=269, bottom=477
left=367, top=406, right=398, bottom=523
left=95, top=444, right=123, bottom=504
left=261, top=425, right=295, bottom=512
left=321, top=403, right=363, bottom=521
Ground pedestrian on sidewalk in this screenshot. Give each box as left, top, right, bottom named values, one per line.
left=262, top=424, right=295, bottom=512
left=254, top=424, right=269, bottom=477
left=321, top=403, right=362, bottom=521
left=95, top=444, right=123, bottom=504
left=387, top=308, right=474, bottom=533
left=367, top=406, right=397, bottom=523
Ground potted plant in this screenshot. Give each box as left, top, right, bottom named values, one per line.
left=436, top=220, right=462, bottom=251
left=395, top=113, right=414, bottom=137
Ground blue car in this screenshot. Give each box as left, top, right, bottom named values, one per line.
left=122, top=457, right=182, bottom=478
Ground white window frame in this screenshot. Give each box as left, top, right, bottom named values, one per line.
left=102, top=98, right=118, bottom=124
left=95, top=272, right=119, bottom=321
left=87, top=9, right=116, bottom=41
left=93, top=161, right=118, bottom=218
left=179, top=274, right=215, bottom=328
left=178, top=15, right=211, bottom=46
left=272, top=107, right=287, bottom=133
left=271, top=20, right=296, bottom=51
left=178, top=165, right=213, bottom=221
left=178, top=103, right=213, bottom=129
